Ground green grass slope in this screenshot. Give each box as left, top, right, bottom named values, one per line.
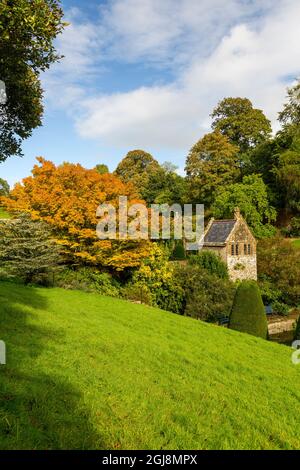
left=291, top=238, right=300, bottom=249
left=0, top=282, right=299, bottom=450
left=0, top=208, right=11, bottom=219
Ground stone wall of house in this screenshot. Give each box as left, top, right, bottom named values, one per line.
left=227, top=254, right=257, bottom=282
left=226, top=215, right=257, bottom=281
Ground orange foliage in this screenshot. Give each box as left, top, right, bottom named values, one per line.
left=2, top=157, right=152, bottom=271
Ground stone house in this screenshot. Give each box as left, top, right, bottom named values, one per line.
left=202, top=208, right=257, bottom=281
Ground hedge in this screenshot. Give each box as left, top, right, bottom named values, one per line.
left=229, top=281, right=268, bottom=339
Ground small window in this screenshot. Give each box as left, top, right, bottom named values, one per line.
left=231, top=244, right=235, bottom=256
left=244, top=244, right=247, bottom=255
left=248, top=244, right=251, bottom=255
left=235, top=244, right=239, bottom=256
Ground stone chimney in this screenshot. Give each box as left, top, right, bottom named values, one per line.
left=234, top=207, right=241, bottom=220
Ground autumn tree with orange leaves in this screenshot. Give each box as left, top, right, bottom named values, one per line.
left=2, top=158, right=152, bottom=272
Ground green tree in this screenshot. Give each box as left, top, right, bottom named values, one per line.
left=0, top=177, right=9, bottom=196
left=0, top=0, right=65, bottom=161
left=143, top=162, right=186, bottom=205
left=279, top=80, right=300, bottom=127
left=0, top=214, right=63, bottom=284
left=171, top=240, right=186, bottom=260
left=127, top=243, right=184, bottom=314
left=212, top=174, right=277, bottom=238
left=115, top=149, right=160, bottom=198
left=248, top=129, right=294, bottom=209
left=95, top=164, right=109, bottom=175
left=185, top=131, right=240, bottom=206
left=211, top=97, right=272, bottom=153
left=175, top=263, right=235, bottom=322
left=229, top=281, right=268, bottom=339
left=188, top=250, right=228, bottom=279
left=257, top=236, right=300, bottom=306
left=275, top=133, right=300, bottom=213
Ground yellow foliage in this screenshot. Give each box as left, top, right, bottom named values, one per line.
left=2, top=158, right=152, bottom=271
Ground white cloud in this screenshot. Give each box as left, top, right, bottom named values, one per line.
left=98, top=0, right=276, bottom=66
left=42, top=7, right=103, bottom=109
left=44, top=0, right=300, bottom=150
left=76, top=85, right=199, bottom=148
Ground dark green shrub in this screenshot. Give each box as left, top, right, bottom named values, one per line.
left=91, top=272, right=121, bottom=297
left=294, top=316, right=300, bottom=340
left=290, top=217, right=300, bottom=237
left=257, top=237, right=300, bottom=307
left=0, top=215, right=63, bottom=285
left=272, top=301, right=290, bottom=316
left=55, top=268, right=121, bottom=297
left=55, top=268, right=89, bottom=291
left=125, top=267, right=184, bottom=313
left=188, top=250, right=228, bottom=279
left=171, top=241, right=186, bottom=260
left=154, top=280, right=184, bottom=314
left=280, top=226, right=291, bottom=237
left=122, top=283, right=153, bottom=305
left=229, top=281, right=268, bottom=339
left=129, top=243, right=184, bottom=313
left=174, top=264, right=235, bottom=322
left=259, top=279, right=282, bottom=306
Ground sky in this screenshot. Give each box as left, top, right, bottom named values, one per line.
left=1, top=0, right=300, bottom=186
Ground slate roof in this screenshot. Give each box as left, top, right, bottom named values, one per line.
left=204, top=220, right=236, bottom=244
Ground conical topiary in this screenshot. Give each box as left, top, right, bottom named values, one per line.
left=171, top=241, right=186, bottom=260
left=229, top=281, right=268, bottom=339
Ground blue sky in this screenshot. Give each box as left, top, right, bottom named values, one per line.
left=1, top=0, right=300, bottom=187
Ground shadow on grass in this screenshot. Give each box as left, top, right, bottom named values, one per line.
left=0, top=282, right=104, bottom=449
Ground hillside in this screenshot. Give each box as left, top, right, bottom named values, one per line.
left=0, top=281, right=299, bottom=450
left=292, top=239, right=300, bottom=249
left=0, top=208, right=11, bottom=220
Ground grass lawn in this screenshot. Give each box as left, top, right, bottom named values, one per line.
left=0, top=208, right=11, bottom=219
left=0, top=281, right=300, bottom=450
left=291, top=239, right=300, bottom=249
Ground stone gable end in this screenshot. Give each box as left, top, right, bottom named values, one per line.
left=226, top=218, right=257, bottom=281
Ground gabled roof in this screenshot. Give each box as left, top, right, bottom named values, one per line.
left=204, top=220, right=236, bottom=244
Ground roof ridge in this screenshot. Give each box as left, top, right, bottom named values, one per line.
left=212, top=219, right=236, bottom=223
